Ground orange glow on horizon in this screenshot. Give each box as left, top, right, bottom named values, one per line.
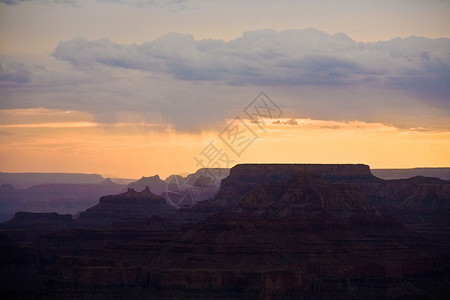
left=0, top=109, right=449, bottom=179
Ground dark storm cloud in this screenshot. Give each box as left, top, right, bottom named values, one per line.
left=51, top=29, right=450, bottom=100
left=2, top=29, right=449, bottom=132
left=0, top=0, right=28, bottom=4
left=0, top=60, right=31, bottom=83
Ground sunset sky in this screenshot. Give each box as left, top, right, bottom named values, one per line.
left=1, top=0, right=449, bottom=179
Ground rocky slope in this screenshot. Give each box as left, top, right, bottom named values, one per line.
left=355, top=176, right=450, bottom=242
left=39, top=170, right=449, bottom=299
left=1, top=164, right=449, bottom=299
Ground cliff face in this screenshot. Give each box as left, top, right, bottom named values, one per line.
left=1, top=164, right=449, bottom=299
left=177, top=164, right=378, bottom=221
left=233, top=174, right=376, bottom=218
left=178, top=164, right=450, bottom=232
left=355, top=176, right=450, bottom=240
left=45, top=170, right=448, bottom=299
left=359, top=176, right=450, bottom=210
left=75, top=187, right=176, bottom=227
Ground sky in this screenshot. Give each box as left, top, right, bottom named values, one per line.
left=0, top=0, right=449, bottom=179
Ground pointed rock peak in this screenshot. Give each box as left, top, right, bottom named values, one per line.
left=140, top=186, right=160, bottom=198
left=127, top=187, right=136, bottom=193
left=101, top=178, right=115, bottom=185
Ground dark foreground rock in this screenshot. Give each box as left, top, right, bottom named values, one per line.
left=1, top=164, right=449, bottom=299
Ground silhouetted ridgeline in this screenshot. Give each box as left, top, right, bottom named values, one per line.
left=1, top=164, right=449, bottom=299
left=0, top=172, right=105, bottom=189
left=5, top=212, right=72, bottom=226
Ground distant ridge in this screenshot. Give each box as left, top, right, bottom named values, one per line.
left=372, top=167, right=450, bottom=180
left=128, top=175, right=166, bottom=195
left=0, top=172, right=105, bottom=189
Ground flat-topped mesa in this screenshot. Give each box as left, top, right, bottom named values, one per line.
left=229, top=163, right=376, bottom=183
left=196, top=164, right=376, bottom=210
left=75, top=187, right=176, bottom=227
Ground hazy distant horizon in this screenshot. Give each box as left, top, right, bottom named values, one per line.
left=2, top=165, right=450, bottom=182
